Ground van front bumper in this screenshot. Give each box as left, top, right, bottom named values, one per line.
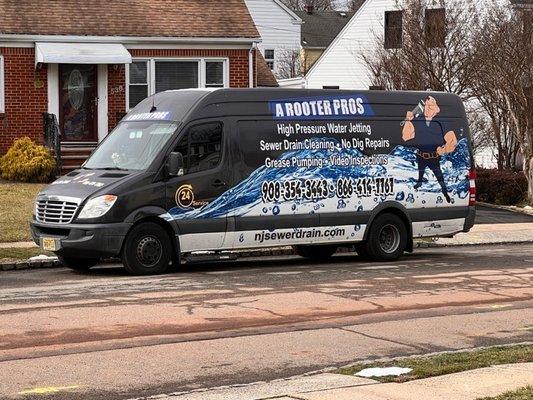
left=30, top=220, right=132, bottom=258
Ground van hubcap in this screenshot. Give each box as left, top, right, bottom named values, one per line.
left=136, top=236, right=163, bottom=267
left=378, top=224, right=400, bottom=254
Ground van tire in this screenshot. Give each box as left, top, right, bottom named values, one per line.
left=122, top=222, right=172, bottom=275
left=294, top=244, right=337, bottom=261
left=58, top=255, right=99, bottom=271
left=364, top=213, right=407, bottom=262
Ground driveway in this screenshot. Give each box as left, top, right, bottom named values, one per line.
left=475, top=205, right=533, bottom=224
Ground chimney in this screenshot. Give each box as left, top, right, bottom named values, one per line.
left=305, top=4, right=314, bottom=14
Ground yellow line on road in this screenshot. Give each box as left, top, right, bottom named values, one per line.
left=18, top=385, right=80, bottom=395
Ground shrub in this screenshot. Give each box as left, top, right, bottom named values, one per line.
left=0, top=137, right=56, bottom=183
left=476, top=168, right=527, bottom=205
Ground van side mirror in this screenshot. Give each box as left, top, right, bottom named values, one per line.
left=167, top=152, right=184, bottom=177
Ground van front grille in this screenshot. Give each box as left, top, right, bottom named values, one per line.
left=36, top=197, right=80, bottom=224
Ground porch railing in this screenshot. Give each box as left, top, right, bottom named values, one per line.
left=43, top=113, right=62, bottom=173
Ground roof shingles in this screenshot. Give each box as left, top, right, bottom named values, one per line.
left=0, top=0, right=260, bottom=38
left=295, top=10, right=357, bottom=48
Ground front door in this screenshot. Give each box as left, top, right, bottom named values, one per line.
left=59, top=64, right=98, bottom=142
left=165, top=121, right=230, bottom=252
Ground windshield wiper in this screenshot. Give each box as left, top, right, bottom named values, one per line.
left=93, top=167, right=130, bottom=171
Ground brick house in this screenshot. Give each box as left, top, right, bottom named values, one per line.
left=0, top=0, right=276, bottom=168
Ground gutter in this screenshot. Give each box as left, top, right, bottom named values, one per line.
left=0, top=34, right=262, bottom=45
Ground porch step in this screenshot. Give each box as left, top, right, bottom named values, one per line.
left=59, top=145, right=96, bottom=175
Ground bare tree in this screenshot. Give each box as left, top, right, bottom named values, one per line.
left=470, top=2, right=533, bottom=202
left=361, top=0, right=478, bottom=100
left=347, top=0, right=366, bottom=12
left=280, top=0, right=336, bottom=11
left=276, top=49, right=304, bottom=79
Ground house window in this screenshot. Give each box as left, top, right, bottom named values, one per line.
left=384, top=11, right=403, bottom=49
left=0, top=55, right=4, bottom=113
left=425, top=8, right=446, bottom=48
left=155, top=61, right=199, bottom=92
left=206, top=61, right=225, bottom=88
left=264, top=49, right=275, bottom=70
left=127, top=58, right=228, bottom=110
left=128, top=61, right=149, bottom=109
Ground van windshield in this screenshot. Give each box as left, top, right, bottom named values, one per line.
left=84, top=121, right=178, bottom=171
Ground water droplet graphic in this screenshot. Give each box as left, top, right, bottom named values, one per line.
left=291, top=204, right=297, bottom=211
left=272, top=205, right=280, bottom=215
left=436, top=196, right=443, bottom=204
left=337, top=199, right=347, bottom=209
left=239, top=234, right=244, bottom=243
left=262, top=207, right=268, bottom=214
left=406, top=193, right=415, bottom=203
left=354, top=225, right=361, bottom=232
left=357, top=205, right=363, bottom=212
left=395, top=192, right=405, bottom=201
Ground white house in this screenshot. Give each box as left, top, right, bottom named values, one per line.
left=304, top=0, right=401, bottom=89
left=245, top=0, right=303, bottom=77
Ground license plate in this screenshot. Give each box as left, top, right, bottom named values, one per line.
left=41, top=237, right=59, bottom=251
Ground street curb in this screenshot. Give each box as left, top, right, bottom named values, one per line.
left=1, top=239, right=532, bottom=272
left=128, top=342, right=533, bottom=400
left=0, top=258, right=60, bottom=272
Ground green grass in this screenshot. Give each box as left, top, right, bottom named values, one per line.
left=478, top=386, right=533, bottom=400
left=0, top=247, right=54, bottom=261
left=0, top=182, right=44, bottom=242
left=337, top=345, right=533, bottom=383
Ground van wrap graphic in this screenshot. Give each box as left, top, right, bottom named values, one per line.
left=162, top=137, right=470, bottom=220
left=269, top=95, right=375, bottom=120
left=161, top=95, right=471, bottom=244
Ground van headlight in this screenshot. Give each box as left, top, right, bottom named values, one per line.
left=78, top=195, right=117, bottom=219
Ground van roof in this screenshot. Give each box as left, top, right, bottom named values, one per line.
left=127, top=88, right=464, bottom=123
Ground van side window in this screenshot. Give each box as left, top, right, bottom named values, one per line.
left=175, top=122, right=223, bottom=174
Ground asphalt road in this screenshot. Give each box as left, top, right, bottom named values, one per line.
left=1, top=244, right=532, bottom=400
left=476, top=205, right=533, bottom=224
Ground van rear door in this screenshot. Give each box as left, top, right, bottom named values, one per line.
left=164, top=121, right=230, bottom=251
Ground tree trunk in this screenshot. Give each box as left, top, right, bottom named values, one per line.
left=525, top=154, right=533, bottom=206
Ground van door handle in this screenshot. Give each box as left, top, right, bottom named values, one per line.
left=212, top=179, right=227, bottom=188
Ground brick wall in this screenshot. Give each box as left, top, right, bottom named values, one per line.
left=107, top=48, right=253, bottom=131
left=0, top=47, right=253, bottom=153
left=0, top=48, right=48, bottom=153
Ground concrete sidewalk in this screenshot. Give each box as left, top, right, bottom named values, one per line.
left=436, top=222, right=533, bottom=246
left=154, top=363, right=532, bottom=400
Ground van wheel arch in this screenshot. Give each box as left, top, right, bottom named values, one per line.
left=363, top=203, right=413, bottom=253
left=122, top=216, right=180, bottom=267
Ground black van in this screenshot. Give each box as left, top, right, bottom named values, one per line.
left=31, top=89, right=476, bottom=275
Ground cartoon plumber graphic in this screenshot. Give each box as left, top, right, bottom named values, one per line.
left=402, top=96, right=458, bottom=203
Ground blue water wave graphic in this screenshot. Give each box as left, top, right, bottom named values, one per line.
left=163, top=137, right=471, bottom=221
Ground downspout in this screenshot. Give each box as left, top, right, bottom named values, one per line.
left=249, top=41, right=258, bottom=88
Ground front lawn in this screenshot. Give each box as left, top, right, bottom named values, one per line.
left=0, top=182, right=44, bottom=242
left=337, top=345, right=533, bottom=383
left=478, top=386, right=533, bottom=400
left=0, top=247, right=53, bottom=262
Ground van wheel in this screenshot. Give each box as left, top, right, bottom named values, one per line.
left=294, top=244, right=337, bottom=261
left=364, top=214, right=407, bottom=262
left=122, top=222, right=172, bottom=275
left=58, top=255, right=99, bottom=271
